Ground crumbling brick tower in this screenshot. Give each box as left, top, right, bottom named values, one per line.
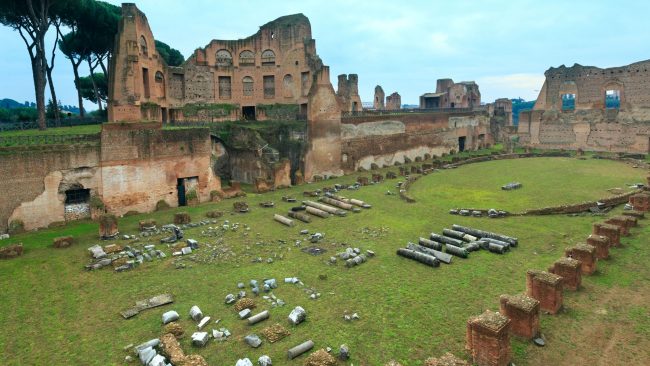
left=466, top=310, right=511, bottom=366
left=374, top=85, right=385, bottom=110
left=499, top=294, right=540, bottom=339
left=337, top=74, right=363, bottom=112
left=526, top=270, right=563, bottom=314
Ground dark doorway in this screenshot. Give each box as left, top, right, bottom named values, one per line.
left=177, top=178, right=186, bottom=206
left=65, top=188, right=90, bottom=204
left=142, top=68, right=150, bottom=99
left=451, top=102, right=455, bottom=108
left=161, top=108, right=167, bottom=123
left=458, top=136, right=466, bottom=152
left=242, top=106, right=256, bottom=120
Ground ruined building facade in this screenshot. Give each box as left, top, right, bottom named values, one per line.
left=386, top=92, right=401, bottom=110
left=108, top=4, right=325, bottom=122
left=373, top=85, right=385, bottom=110
left=518, top=60, right=650, bottom=153
left=420, top=79, right=481, bottom=109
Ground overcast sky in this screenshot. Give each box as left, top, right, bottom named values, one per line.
left=1, top=0, right=649, bottom=109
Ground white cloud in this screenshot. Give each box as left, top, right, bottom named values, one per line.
left=477, top=73, right=545, bottom=101
left=427, top=32, right=456, bottom=56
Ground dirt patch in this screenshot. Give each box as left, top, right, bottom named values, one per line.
left=304, top=349, right=337, bottom=366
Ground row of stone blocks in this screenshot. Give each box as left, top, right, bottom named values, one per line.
left=465, top=215, right=640, bottom=366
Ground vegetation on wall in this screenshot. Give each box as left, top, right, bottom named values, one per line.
left=181, top=103, right=238, bottom=118
left=256, top=103, right=299, bottom=120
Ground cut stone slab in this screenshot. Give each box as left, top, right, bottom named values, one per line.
left=225, top=294, right=236, bottom=304
left=533, top=337, right=545, bottom=347
left=236, top=359, right=254, bottom=366
left=197, top=316, right=211, bottom=330
left=258, top=355, right=272, bottom=366
left=288, top=306, right=306, bottom=325
left=162, top=310, right=180, bottom=324
left=138, top=346, right=156, bottom=365
left=239, top=308, right=252, bottom=319
left=191, top=331, right=209, bottom=347
left=120, top=293, right=174, bottom=319
left=244, top=334, right=262, bottom=348
left=148, top=354, right=166, bottom=366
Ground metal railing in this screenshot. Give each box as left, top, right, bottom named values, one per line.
left=0, top=133, right=101, bottom=147
left=0, top=117, right=103, bottom=132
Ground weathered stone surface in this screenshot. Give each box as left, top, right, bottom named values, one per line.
left=120, top=293, right=174, bottom=319
left=0, top=243, right=23, bottom=259
left=191, top=332, right=209, bottom=347
left=593, top=223, right=621, bottom=247
left=258, top=355, right=272, bottom=366
left=244, top=334, right=262, bottom=348
left=98, top=214, right=119, bottom=239
left=586, top=235, right=610, bottom=260
left=236, top=358, right=254, bottom=366
left=174, top=212, right=191, bottom=225
left=304, top=348, right=337, bottom=366
left=565, top=244, right=597, bottom=274
left=424, top=353, right=469, bottom=366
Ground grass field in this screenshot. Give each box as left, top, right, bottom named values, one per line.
left=1, top=157, right=649, bottom=365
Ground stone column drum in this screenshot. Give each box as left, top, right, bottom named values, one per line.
left=499, top=294, right=540, bottom=339
left=526, top=270, right=563, bottom=314
left=466, top=310, right=511, bottom=366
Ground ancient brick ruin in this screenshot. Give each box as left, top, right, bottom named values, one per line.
left=465, top=310, right=511, bottom=366
left=592, top=223, right=621, bottom=247
left=420, top=79, right=481, bottom=109
left=566, top=243, right=598, bottom=274
left=548, top=257, right=582, bottom=290
left=498, top=294, right=540, bottom=339
left=586, top=234, right=610, bottom=259
left=518, top=60, right=650, bottom=153
left=526, top=270, right=563, bottom=314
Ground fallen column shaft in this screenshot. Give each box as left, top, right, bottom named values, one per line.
left=274, top=214, right=295, bottom=227
left=320, top=196, right=354, bottom=210
left=305, top=206, right=330, bottom=218
left=407, top=242, right=452, bottom=264
left=445, top=244, right=469, bottom=258
left=287, top=211, right=312, bottom=223
left=419, top=237, right=442, bottom=251
left=442, top=228, right=477, bottom=242
left=452, top=224, right=518, bottom=246
left=430, top=233, right=464, bottom=247
left=397, top=248, right=440, bottom=267
left=303, top=201, right=347, bottom=216
left=288, top=340, right=315, bottom=359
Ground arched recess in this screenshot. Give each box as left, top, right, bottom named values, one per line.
left=602, top=80, right=625, bottom=110
left=558, top=81, right=577, bottom=110
left=239, top=50, right=255, bottom=66
left=215, top=49, right=232, bottom=67
left=155, top=71, right=165, bottom=98
left=261, top=49, right=276, bottom=66
left=140, top=36, right=148, bottom=56
left=282, top=74, right=294, bottom=98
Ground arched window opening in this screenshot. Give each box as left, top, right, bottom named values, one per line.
left=283, top=74, right=294, bottom=98
left=605, top=90, right=621, bottom=109
left=561, top=94, right=576, bottom=110
left=155, top=71, right=164, bottom=83
left=261, top=49, right=276, bottom=66
left=243, top=76, right=254, bottom=96
left=216, top=49, right=232, bottom=67
left=239, top=50, right=255, bottom=66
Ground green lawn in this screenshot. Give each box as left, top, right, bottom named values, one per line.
left=0, top=124, right=102, bottom=136
left=0, top=156, right=648, bottom=365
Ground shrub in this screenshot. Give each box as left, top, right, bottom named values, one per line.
left=8, top=220, right=25, bottom=235
left=156, top=200, right=171, bottom=211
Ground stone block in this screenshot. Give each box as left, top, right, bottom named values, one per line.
left=371, top=174, right=384, bottom=183
left=566, top=243, right=598, bottom=274
left=139, top=219, right=156, bottom=231
left=174, top=212, right=191, bottom=225
left=592, top=223, right=621, bottom=247
left=0, top=243, right=23, bottom=259
left=98, top=214, right=119, bottom=239
left=586, top=235, right=610, bottom=260
left=629, top=193, right=650, bottom=212
left=622, top=210, right=644, bottom=219
left=53, top=236, right=74, bottom=249
left=357, top=176, right=369, bottom=186
left=548, top=257, right=582, bottom=290
left=604, top=216, right=631, bottom=236
left=465, top=310, right=511, bottom=366
left=499, top=294, right=540, bottom=339
left=526, top=270, right=563, bottom=314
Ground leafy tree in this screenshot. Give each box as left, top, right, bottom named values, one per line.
left=77, top=73, right=107, bottom=106
left=155, top=40, right=184, bottom=66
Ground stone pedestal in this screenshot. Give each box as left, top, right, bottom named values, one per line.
left=622, top=210, right=644, bottom=219
left=604, top=216, right=633, bottom=236
left=98, top=214, right=119, bottom=239
left=53, top=236, right=74, bottom=249
left=629, top=193, right=650, bottom=212
left=498, top=294, right=540, bottom=339
left=548, top=257, right=582, bottom=290
left=586, top=235, right=610, bottom=259
left=592, top=223, right=621, bottom=247
left=566, top=243, right=598, bottom=274
left=174, top=212, right=191, bottom=225
left=526, top=270, right=563, bottom=314
left=466, top=310, right=511, bottom=366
